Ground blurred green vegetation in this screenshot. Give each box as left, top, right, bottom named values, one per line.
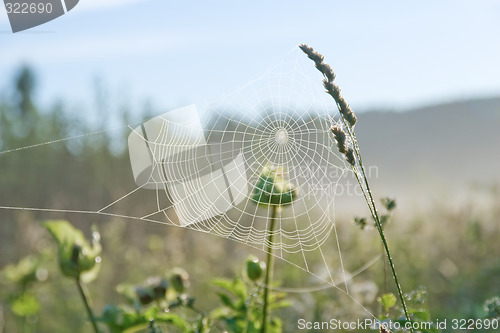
left=1, top=66, right=499, bottom=332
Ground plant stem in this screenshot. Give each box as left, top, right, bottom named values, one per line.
left=261, top=205, right=278, bottom=333
left=357, top=165, right=412, bottom=328
left=344, top=120, right=412, bottom=330
left=75, top=278, right=100, bottom=333
left=382, top=242, right=388, bottom=294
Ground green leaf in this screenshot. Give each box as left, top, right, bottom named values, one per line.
left=269, top=290, right=287, bottom=302
left=210, top=306, right=235, bottom=320
left=99, top=305, right=142, bottom=332
left=211, top=278, right=234, bottom=292
left=411, top=308, right=431, bottom=321
left=10, top=292, right=40, bottom=317
left=231, top=278, right=248, bottom=301
left=226, top=316, right=253, bottom=333
left=354, top=217, right=368, bottom=230
left=2, top=255, right=43, bottom=287
left=381, top=197, right=397, bottom=211
left=99, top=305, right=194, bottom=333
left=270, top=300, right=292, bottom=309
left=379, top=293, right=397, bottom=312
left=116, top=283, right=141, bottom=307
left=217, top=292, right=235, bottom=309
left=267, top=318, right=283, bottom=333
left=213, top=278, right=248, bottom=314
left=195, top=316, right=211, bottom=333
left=155, top=312, right=192, bottom=332
left=44, top=220, right=101, bottom=281
left=212, top=278, right=247, bottom=301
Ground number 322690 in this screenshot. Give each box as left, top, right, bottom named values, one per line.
left=452, top=318, right=498, bottom=330
left=5, top=2, right=53, bottom=14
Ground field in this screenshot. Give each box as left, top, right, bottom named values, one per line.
left=1, top=65, right=500, bottom=333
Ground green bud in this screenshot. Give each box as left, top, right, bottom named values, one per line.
left=186, top=296, right=195, bottom=307
left=246, top=257, right=266, bottom=281
left=252, top=165, right=297, bottom=207
left=135, top=286, right=154, bottom=305
left=146, top=276, right=169, bottom=300
left=170, top=268, right=189, bottom=294
left=44, top=220, right=101, bottom=281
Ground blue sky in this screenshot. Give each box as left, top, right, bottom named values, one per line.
left=1, top=0, right=500, bottom=115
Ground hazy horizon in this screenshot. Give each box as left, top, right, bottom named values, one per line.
left=2, top=0, right=500, bottom=117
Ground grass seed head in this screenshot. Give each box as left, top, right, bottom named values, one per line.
left=331, top=125, right=347, bottom=154
left=323, top=81, right=357, bottom=127
left=346, top=147, right=356, bottom=165
left=299, top=44, right=324, bottom=65
left=323, top=80, right=340, bottom=99
left=317, top=62, right=335, bottom=82
left=301, top=44, right=357, bottom=127
left=336, top=95, right=357, bottom=127
left=299, top=44, right=335, bottom=81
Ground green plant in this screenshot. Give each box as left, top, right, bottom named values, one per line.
left=0, top=254, right=49, bottom=332
left=484, top=296, right=500, bottom=319
left=378, top=288, right=439, bottom=333
left=11, top=218, right=291, bottom=333
left=211, top=257, right=290, bottom=333
left=44, top=220, right=102, bottom=333
left=105, top=268, right=210, bottom=333
left=43, top=220, right=209, bottom=333
left=251, top=164, right=297, bottom=333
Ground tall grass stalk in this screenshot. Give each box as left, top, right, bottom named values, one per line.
left=300, top=44, right=413, bottom=331
left=261, top=205, right=278, bottom=333
left=348, top=125, right=412, bottom=330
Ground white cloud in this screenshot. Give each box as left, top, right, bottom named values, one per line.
left=1, top=30, right=182, bottom=67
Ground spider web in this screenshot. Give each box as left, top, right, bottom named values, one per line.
left=0, top=48, right=383, bottom=323
left=124, top=49, right=352, bottom=284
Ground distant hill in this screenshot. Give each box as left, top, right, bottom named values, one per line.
left=351, top=97, right=500, bottom=211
